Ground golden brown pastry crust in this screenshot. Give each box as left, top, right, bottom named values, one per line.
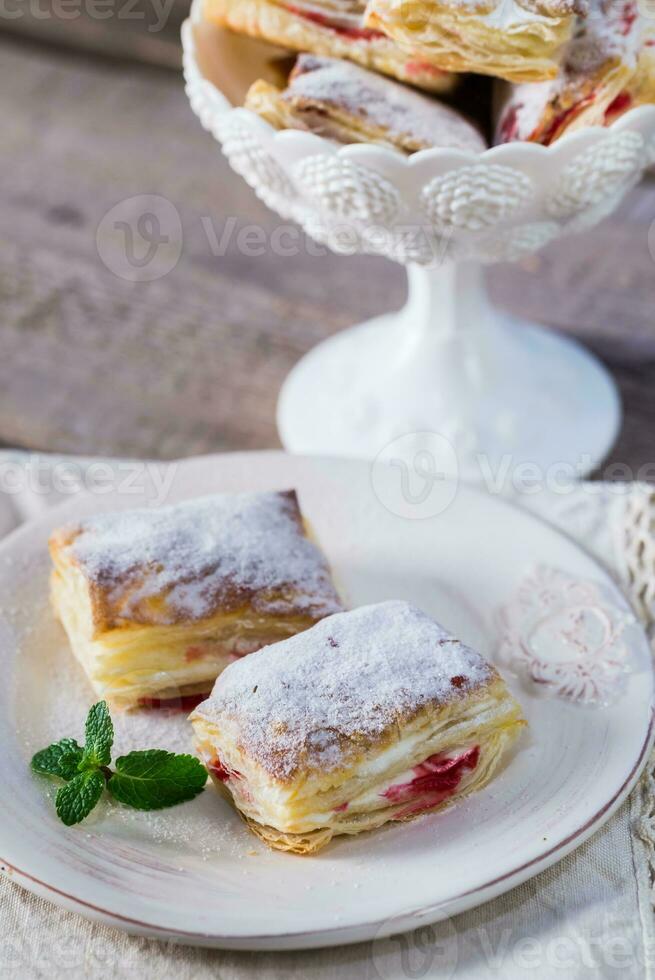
left=49, top=490, right=343, bottom=708
left=49, top=490, right=342, bottom=634
left=203, top=0, right=456, bottom=91
left=191, top=601, right=526, bottom=853
left=365, top=0, right=583, bottom=82
left=245, top=53, right=486, bottom=152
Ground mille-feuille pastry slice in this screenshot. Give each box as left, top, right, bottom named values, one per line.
left=50, top=490, right=343, bottom=709
left=245, top=54, right=486, bottom=153
left=203, top=0, right=456, bottom=92
left=495, top=0, right=642, bottom=143
left=364, top=0, right=586, bottom=82
left=191, top=600, right=525, bottom=854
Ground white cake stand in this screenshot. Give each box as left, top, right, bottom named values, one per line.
left=182, top=7, right=655, bottom=478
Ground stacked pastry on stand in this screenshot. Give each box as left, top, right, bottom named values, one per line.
left=204, top=0, right=486, bottom=149
left=245, top=53, right=486, bottom=152
left=496, top=0, right=652, bottom=144
left=203, top=0, right=654, bottom=150
left=203, top=0, right=456, bottom=90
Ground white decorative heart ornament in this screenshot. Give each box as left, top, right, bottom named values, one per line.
left=497, top=566, right=636, bottom=706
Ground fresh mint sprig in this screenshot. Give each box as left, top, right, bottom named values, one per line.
left=32, top=738, right=84, bottom=781
left=31, top=701, right=207, bottom=826
left=80, top=700, right=114, bottom=770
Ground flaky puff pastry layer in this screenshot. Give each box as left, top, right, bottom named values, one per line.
left=203, top=0, right=456, bottom=92
left=495, top=0, right=643, bottom=143
left=245, top=53, right=486, bottom=152
left=191, top=601, right=526, bottom=854
left=49, top=490, right=343, bottom=708
left=365, top=0, right=583, bottom=82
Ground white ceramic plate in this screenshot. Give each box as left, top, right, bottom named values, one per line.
left=0, top=452, right=652, bottom=950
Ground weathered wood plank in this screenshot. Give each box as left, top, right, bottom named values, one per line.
left=0, top=35, right=653, bottom=470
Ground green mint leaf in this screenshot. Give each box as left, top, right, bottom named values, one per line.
left=31, top=738, right=83, bottom=781
left=80, top=701, right=113, bottom=770
left=55, top=770, right=105, bottom=826
left=107, top=750, right=207, bottom=811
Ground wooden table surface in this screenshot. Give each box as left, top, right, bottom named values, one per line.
left=1, top=19, right=654, bottom=474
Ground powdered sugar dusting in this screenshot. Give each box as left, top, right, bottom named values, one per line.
left=564, top=0, right=639, bottom=74
left=64, top=490, right=342, bottom=626
left=499, top=81, right=558, bottom=141
left=499, top=0, right=641, bottom=142
left=287, top=55, right=485, bottom=152
left=194, top=601, right=495, bottom=781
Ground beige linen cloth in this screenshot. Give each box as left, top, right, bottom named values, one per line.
left=1, top=452, right=654, bottom=980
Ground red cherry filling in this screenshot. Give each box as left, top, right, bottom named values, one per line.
left=137, top=692, right=210, bottom=711
left=185, top=645, right=206, bottom=662
left=284, top=4, right=385, bottom=40
left=208, top=757, right=242, bottom=782
left=382, top=745, right=480, bottom=819
left=405, top=60, right=447, bottom=78
left=540, top=95, right=596, bottom=145
left=604, top=91, right=632, bottom=121
left=498, top=104, right=521, bottom=143
left=619, top=0, right=637, bottom=36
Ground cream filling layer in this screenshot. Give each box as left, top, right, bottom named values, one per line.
left=197, top=694, right=523, bottom=834
left=216, top=741, right=483, bottom=831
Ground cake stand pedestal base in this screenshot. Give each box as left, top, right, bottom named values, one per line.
left=277, top=262, right=620, bottom=481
